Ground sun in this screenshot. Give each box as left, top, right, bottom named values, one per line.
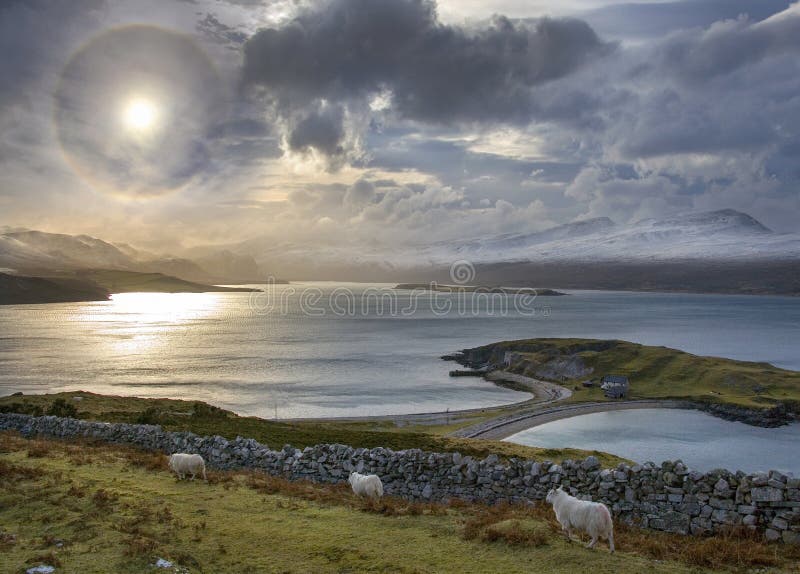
left=123, top=97, right=158, bottom=132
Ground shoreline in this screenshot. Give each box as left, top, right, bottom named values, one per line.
left=454, top=399, right=693, bottom=440
left=283, top=370, right=573, bottom=428
left=4, top=369, right=792, bottom=438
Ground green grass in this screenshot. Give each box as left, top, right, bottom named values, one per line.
left=482, top=338, right=800, bottom=409
left=0, top=391, right=626, bottom=468
left=4, top=433, right=793, bottom=573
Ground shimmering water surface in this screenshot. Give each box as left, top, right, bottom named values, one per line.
left=0, top=284, right=798, bottom=420
left=505, top=408, right=800, bottom=474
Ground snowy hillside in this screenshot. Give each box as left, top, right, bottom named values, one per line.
left=419, top=209, right=799, bottom=264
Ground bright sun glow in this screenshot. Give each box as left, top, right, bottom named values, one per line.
left=99, top=292, right=221, bottom=354
left=123, top=98, right=158, bottom=132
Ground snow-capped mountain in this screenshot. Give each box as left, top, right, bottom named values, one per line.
left=229, top=209, right=799, bottom=276
left=415, top=209, right=798, bottom=264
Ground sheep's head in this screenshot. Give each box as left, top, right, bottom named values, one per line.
left=348, top=472, right=356, bottom=485
left=167, top=454, right=176, bottom=471
left=546, top=486, right=563, bottom=504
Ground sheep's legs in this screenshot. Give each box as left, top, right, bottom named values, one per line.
left=586, top=537, right=597, bottom=549
left=608, top=532, right=615, bottom=553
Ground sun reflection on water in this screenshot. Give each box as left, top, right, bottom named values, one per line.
left=108, top=292, right=221, bottom=319
left=81, top=292, right=223, bottom=355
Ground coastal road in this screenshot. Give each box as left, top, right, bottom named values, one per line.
left=283, top=370, right=572, bottom=429
left=283, top=369, right=693, bottom=441
left=453, top=399, right=693, bottom=440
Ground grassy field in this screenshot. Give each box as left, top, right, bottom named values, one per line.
left=2, top=432, right=796, bottom=574
left=0, top=392, right=627, bottom=467
left=483, top=338, right=800, bottom=409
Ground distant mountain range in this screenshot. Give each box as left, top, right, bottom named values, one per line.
left=0, top=229, right=263, bottom=284
left=219, top=210, right=800, bottom=292
left=425, top=209, right=797, bottom=263
left=1, top=209, right=798, bottom=295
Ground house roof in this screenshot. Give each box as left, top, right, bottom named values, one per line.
left=602, top=374, right=629, bottom=385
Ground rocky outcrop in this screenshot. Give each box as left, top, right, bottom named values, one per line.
left=529, top=355, right=592, bottom=381
left=694, top=401, right=797, bottom=428
left=1, top=413, right=798, bottom=544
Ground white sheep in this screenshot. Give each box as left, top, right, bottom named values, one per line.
left=168, top=453, right=207, bottom=481
left=546, top=486, right=615, bottom=552
left=348, top=471, right=383, bottom=499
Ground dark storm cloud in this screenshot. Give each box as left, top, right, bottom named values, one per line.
left=606, top=6, right=800, bottom=160
left=613, top=87, right=776, bottom=158
left=655, top=6, right=800, bottom=83
left=287, top=104, right=346, bottom=156
left=562, top=2, right=800, bottom=230
left=242, top=0, right=613, bottom=123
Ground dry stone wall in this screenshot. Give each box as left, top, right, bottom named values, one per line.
left=1, top=413, right=798, bottom=543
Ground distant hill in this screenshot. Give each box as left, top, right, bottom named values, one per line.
left=0, top=230, right=268, bottom=284
left=0, top=272, right=109, bottom=305
left=394, top=284, right=566, bottom=296
left=0, top=269, right=260, bottom=305
left=70, top=269, right=259, bottom=294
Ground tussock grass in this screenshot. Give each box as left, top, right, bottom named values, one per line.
left=462, top=503, right=552, bottom=547
left=613, top=521, right=784, bottom=569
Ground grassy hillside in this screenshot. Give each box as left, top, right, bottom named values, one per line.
left=476, top=338, right=800, bottom=408
left=0, top=272, right=109, bottom=305
left=72, top=269, right=258, bottom=293
left=0, top=392, right=626, bottom=467
left=2, top=432, right=794, bottom=573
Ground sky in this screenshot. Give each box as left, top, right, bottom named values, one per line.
left=1, top=0, right=799, bottom=253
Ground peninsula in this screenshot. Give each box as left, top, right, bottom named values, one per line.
left=394, top=283, right=566, bottom=296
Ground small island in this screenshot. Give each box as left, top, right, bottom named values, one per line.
left=394, top=283, right=566, bottom=296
